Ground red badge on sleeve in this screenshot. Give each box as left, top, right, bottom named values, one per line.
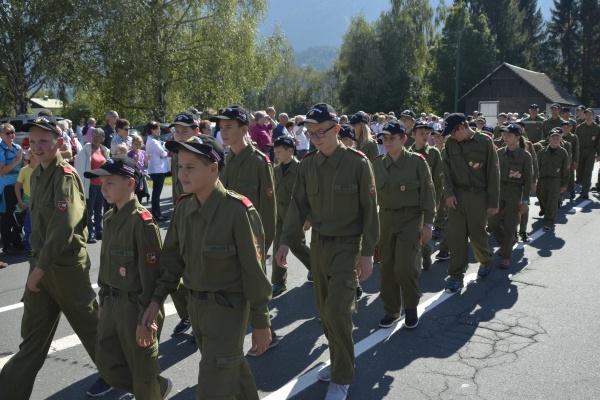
left=369, top=182, right=376, bottom=196
left=267, top=187, right=274, bottom=199
left=57, top=200, right=68, bottom=212
left=146, top=252, right=157, bottom=266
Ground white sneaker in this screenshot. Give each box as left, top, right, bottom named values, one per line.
left=317, top=366, right=331, bottom=382
left=325, top=383, right=349, bottom=400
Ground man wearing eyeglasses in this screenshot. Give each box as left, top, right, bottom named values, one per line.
left=275, top=103, right=379, bottom=400
left=441, top=113, right=499, bottom=294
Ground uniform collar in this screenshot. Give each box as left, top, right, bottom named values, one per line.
left=280, top=158, right=299, bottom=175
left=316, top=142, right=345, bottom=168
left=193, top=181, right=227, bottom=224
left=40, top=154, right=65, bottom=175
left=105, top=197, right=140, bottom=230
left=383, top=149, right=409, bottom=168
left=226, top=143, right=253, bottom=165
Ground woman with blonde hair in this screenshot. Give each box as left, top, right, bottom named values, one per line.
left=349, top=112, right=379, bottom=160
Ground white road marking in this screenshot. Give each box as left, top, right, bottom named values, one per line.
left=567, top=199, right=592, bottom=214
left=0, top=284, right=99, bottom=314
left=0, top=303, right=176, bottom=370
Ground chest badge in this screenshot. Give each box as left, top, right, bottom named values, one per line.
left=266, top=188, right=274, bottom=199
left=57, top=200, right=68, bottom=212
left=369, top=183, right=376, bottom=196
left=400, top=185, right=406, bottom=191
left=119, top=267, right=126, bottom=277
left=509, top=170, right=522, bottom=179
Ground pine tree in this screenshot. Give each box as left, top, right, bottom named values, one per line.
left=579, top=0, right=600, bottom=105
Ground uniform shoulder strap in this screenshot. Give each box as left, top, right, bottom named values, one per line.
left=227, top=190, right=254, bottom=209
left=303, top=149, right=317, bottom=159
left=139, top=210, right=153, bottom=221
left=348, top=147, right=367, bottom=158
left=176, top=193, right=192, bottom=204
left=62, top=165, right=73, bottom=174
left=254, top=148, right=271, bottom=164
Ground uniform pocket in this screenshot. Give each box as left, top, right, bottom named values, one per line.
left=397, top=180, right=421, bottom=205
left=306, top=180, right=320, bottom=214
left=334, top=182, right=359, bottom=214
left=110, top=248, right=137, bottom=287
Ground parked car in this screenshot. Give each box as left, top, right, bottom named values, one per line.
left=132, top=123, right=173, bottom=143
left=0, top=115, right=65, bottom=150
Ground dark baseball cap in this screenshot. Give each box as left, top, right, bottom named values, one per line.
left=561, top=120, right=571, bottom=126
left=498, top=112, right=507, bottom=117
left=338, top=124, right=356, bottom=141
left=268, top=135, right=297, bottom=154
left=529, top=104, right=539, bottom=109
left=209, top=105, right=249, bottom=126
left=165, top=134, right=225, bottom=170
left=413, top=121, right=432, bottom=130
left=481, top=125, right=494, bottom=134
left=21, top=116, right=62, bottom=137
left=170, top=111, right=199, bottom=128
left=561, top=107, right=570, bottom=112
left=550, top=103, right=560, bottom=109
left=499, top=124, right=523, bottom=136
left=476, top=116, right=486, bottom=122
left=548, top=127, right=563, bottom=137
left=379, top=121, right=407, bottom=136
left=299, top=103, right=338, bottom=125
left=441, top=113, right=466, bottom=136
left=400, top=110, right=416, bottom=119
left=584, top=108, right=595, bottom=114
left=577, top=105, right=586, bottom=110
left=349, top=112, right=369, bottom=125
left=84, top=156, right=140, bottom=180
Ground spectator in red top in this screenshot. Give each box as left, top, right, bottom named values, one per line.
left=250, top=111, right=273, bottom=154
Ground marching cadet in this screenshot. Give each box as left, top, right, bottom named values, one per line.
left=576, top=105, right=586, bottom=125
left=511, top=119, right=539, bottom=243
left=0, top=116, right=112, bottom=398
left=349, top=112, right=379, bottom=160
left=141, top=135, right=272, bottom=400
left=488, top=124, right=532, bottom=269
left=374, top=121, right=435, bottom=329
left=275, top=103, right=379, bottom=400
left=168, top=111, right=200, bottom=338
left=574, top=108, right=600, bottom=199
left=409, top=121, right=443, bottom=270
left=493, top=113, right=508, bottom=138
left=543, top=103, right=565, bottom=138
left=537, top=128, right=569, bottom=231
left=210, top=105, right=278, bottom=355
left=338, top=124, right=357, bottom=148
left=522, top=104, right=544, bottom=144
left=560, top=120, right=579, bottom=200
left=268, top=135, right=312, bottom=296
left=84, top=157, right=172, bottom=399
left=441, top=113, right=500, bottom=293
left=400, top=110, right=418, bottom=148
left=431, top=129, right=448, bottom=239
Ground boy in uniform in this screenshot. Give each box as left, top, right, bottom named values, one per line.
left=275, top=103, right=379, bottom=400
left=441, top=113, right=500, bottom=293
left=0, top=116, right=111, bottom=398
left=536, top=128, right=569, bottom=231
left=374, top=121, right=435, bottom=329
left=209, top=105, right=278, bottom=355
left=84, top=157, right=172, bottom=399
left=168, top=111, right=199, bottom=336
left=522, top=104, right=544, bottom=144
left=410, top=121, right=443, bottom=270
left=268, top=135, right=312, bottom=296
left=574, top=108, right=600, bottom=199
left=142, top=135, right=272, bottom=400
left=431, top=129, right=447, bottom=239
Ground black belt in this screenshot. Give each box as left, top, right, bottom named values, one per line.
left=501, top=181, right=524, bottom=187
left=312, top=232, right=361, bottom=241
left=109, top=287, right=141, bottom=297
left=382, top=206, right=421, bottom=212
left=455, top=185, right=486, bottom=193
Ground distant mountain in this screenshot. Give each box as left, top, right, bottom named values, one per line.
left=296, top=46, right=338, bottom=71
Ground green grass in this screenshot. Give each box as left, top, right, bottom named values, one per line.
left=147, top=176, right=172, bottom=188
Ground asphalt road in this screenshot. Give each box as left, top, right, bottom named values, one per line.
left=1, top=183, right=600, bottom=400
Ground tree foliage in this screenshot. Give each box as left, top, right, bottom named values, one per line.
left=426, top=3, right=498, bottom=113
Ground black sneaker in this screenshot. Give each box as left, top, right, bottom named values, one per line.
left=86, top=377, right=113, bottom=397
left=356, top=284, right=363, bottom=300
left=306, top=271, right=313, bottom=282
left=435, top=251, right=450, bottom=261
left=422, top=256, right=432, bottom=271
left=378, top=315, right=400, bottom=328
left=173, top=318, right=191, bottom=335
left=592, top=186, right=600, bottom=192
left=543, top=226, right=552, bottom=232
left=404, top=308, right=419, bottom=329
left=519, top=232, right=531, bottom=243
left=569, top=191, right=576, bottom=200
left=477, top=263, right=492, bottom=278
left=538, top=209, right=545, bottom=216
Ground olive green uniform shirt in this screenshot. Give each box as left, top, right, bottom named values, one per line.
left=538, top=146, right=570, bottom=186
left=410, top=143, right=444, bottom=190
left=30, top=155, right=87, bottom=270
left=522, top=115, right=544, bottom=142
left=562, top=133, right=579, bottom=163
left=574, top=122, right=600, bottom=155
left=280, top=143, right=379, bottom=256
left=221, top=143, right=276, bottom=249
left=543, top=117, right=565, bottom=138
left=171, top=153, right=184, bottom=201
left=373, top=150, right=436, bottom=224
left=442, top=131, right=500, bottom=209
left=497, top=147, right=533, bottom=202
left=274, top=158, right=299, bottom=221
left=97, top=198, right=162, bottom=324
left=356, top=140, right=379, bottom=161
left=154, top=182, right=272, bottom=329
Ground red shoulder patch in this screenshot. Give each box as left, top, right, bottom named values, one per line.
left=418, top=154, right=426, bottom=161
left=240, top=197, right=253, bottom=209
left=140, top=211, right=153, bottom=221
left=62, top=166, right=73, bottom=174
left=303, top=152, right=312, bottom=159
left=262, top=154, right=271, bottom=164
left=176, top=194, right=187, bottom=204
left=356, top=150, right=366, bottom=158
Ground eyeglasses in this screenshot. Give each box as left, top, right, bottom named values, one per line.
left=122, top=128, right=130, bottom=131
left=306, top=124, right=336, bottom=139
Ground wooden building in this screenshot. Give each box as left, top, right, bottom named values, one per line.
left=459, top=62, right=580, bottom=116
